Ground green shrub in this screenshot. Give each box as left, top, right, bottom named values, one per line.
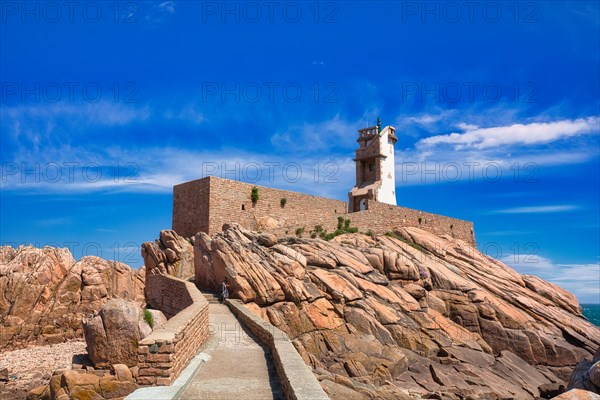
left=385, top=231, right=402, bottom=240
left=251, top=187, right=259, bottom=204
left=384, top=231, right=425, bottom=252
left=365, top=230, right=375, bottom=237
left=280, top=198, right=287, bottom=208
left=295, top=227, right=304, bottom=237
left=418, top=217, right=422, bottom=224
left=323, top=232, right=336, bottom=241
left=322, top=217, right=359, bottom=241
left=143, top=309, right=154, bottom=328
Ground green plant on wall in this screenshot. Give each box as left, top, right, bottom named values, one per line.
left=310, top=225, right=326, bottom=239
left=143, top=309, right=154, bottom=328
left=280, top=198, right=287, bottom=208
left=251, top=187, right=259, bottom=205
left=323, top=218, right=358, bottom=241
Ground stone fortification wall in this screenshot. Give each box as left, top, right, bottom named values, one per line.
left=172, top=177, right=475, bottom=245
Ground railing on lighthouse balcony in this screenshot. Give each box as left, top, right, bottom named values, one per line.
left=358, top=126, right=379, bottom=139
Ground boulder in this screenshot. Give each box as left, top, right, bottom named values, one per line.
left=112, top=364, right=134, bottom=382
left=590, top=361, right=600, bottom=388
left=141, top=230, right=194, bottom=279
left=0, top=245, right=144, bottom=350
left=99, top=379, right=138, bottom=398
left=258, top=233, right=278, bottom=247
left=26, top=369, right=138, bottom=400
left=83, top=299, right=142, bottom=367
left=568, top=346, right=600, bottom=394
left=553, top=389, right=600, bottom=399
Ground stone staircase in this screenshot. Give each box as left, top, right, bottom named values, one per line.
left=199, top=290, right=219, bottom=304
left=178, top=303, right=284, bottom=400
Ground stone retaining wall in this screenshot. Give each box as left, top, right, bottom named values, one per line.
left=225, top=299, right=329, bottom=400
left=137, top=273, right=209, bottom=386
left=172, top=176, right=475, bottom=245
left=351, top=200, right=475, bottom=245
left=145, top=271, right=197, bottom=319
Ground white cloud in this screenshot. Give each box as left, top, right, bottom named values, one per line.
left=1, top=102, right=151, bottom=128
left=395, top=110, right=457, bottom=127
left=36, top=217, right=73, bottom=226
left=271, top=113, right=367, bottom=152
left=163, top=105, right=206, bottom=124
left=500, top=254, right=557, bottom=271
left=492, top=205, right=579, bottom=214
left=417, top=117, right=599, bottom=150
left=501, top=254, right=600, bottom=304
left=158, top=1, right=176, bottom=14
left=394, top=114, right=600, bottom=186
left=0, top=145, right=354, bottom=200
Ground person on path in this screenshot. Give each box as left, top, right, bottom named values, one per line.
left=220, top=277, right=230, bottom=303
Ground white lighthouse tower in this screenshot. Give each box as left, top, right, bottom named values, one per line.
left=348, top=117, right=397, bottom=212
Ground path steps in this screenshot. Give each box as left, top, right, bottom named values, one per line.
left=199, top=290, right=219, bottom=304
left=178, top=303, right=283, bottom=400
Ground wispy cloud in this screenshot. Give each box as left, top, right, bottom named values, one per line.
left=0, top=145, right=354, bottom=199
left=36, top=217, right=73, bottom=226
left=142, top=1, right=177, bottom=23
left=501, top=254, right=600, bottom=304
left=491, top=205, right=579, bottom=214
left=158, top=1, right=176, bottom=14
left=417, top=117, right=599, bottom=150
left=271, top=113, right=367, bottom=152
left=394, top=113, right=600, bottom=186
left=482, top=230, right=535, bottom=236
left=2, top=102, right=151, bottom=129
left=395, top=109, right=457, bottom=127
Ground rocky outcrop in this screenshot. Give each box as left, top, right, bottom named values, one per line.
left=27, top=364, right=138, bottom=400
left=0, top=246, right=145, bottom=350
left=554, top=388, right=600, bottom=399
left=161, top=224, right=600, bottom=399
left=141, top=230, right=194, bottom=279
left=82, top=299, right=146, bottom=368
left=567, top=346, right=600, bottom=394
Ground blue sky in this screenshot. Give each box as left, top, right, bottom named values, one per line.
left=1, top=1, right=599, bottom=303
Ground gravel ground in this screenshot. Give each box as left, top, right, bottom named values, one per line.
left=0, top=340, right=87, bottom=400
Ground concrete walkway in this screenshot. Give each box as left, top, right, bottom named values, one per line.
left=178, top=303, right=283, bottom=400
